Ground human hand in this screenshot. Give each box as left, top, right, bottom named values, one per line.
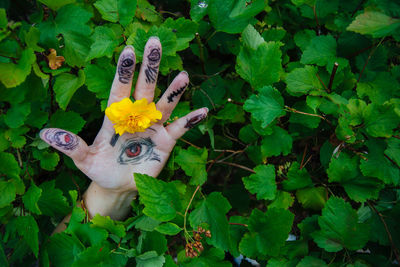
left=40, top=37, right=208, bottom=194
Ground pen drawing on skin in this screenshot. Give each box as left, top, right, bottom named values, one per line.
left=185, top=113, right=207, bottom=129
left=118, top=52, right=135, bottom=84
left=145, top=47, right=161, bottom=84
left=43, top=129, right=79, bottom=150
left=118, top=137, right=161, bottom=165
left=167, top=83, right=187, bottom=103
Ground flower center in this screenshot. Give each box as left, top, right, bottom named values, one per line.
left=126, top=114, right=142, bottom=127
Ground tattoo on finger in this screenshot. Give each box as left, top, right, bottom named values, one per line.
left=43, top=129, right=79, bottom=150
left=118, top=137, right=161, bottom=165
left=167, top=83, right=187, bottom=103
left=145, top=47, right=161, bottom=84
left=118, top=53, right=135, bottom=84
left=185, top=113, right=207, bottom=129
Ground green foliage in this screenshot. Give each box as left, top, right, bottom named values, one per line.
left=1, top=0, right=400, bottom=265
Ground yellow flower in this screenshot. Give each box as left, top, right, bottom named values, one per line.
left=105, top=98, right=162, bottom=135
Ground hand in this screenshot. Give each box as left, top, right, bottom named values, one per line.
left=40, top=37, right=208, bottom=199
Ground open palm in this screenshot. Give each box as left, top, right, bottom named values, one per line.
left=40, top=37, right=208, bottom=192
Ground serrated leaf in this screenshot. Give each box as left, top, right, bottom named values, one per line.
left=363, top=102, right=399, bottom=138
left=268, top=191, right=294, bottom=210
left=0, top=152, right=20, bottom=178
left=47, top=233, right=85, bottom=266
left=38, top=180, right=70, bottom=216
left=4, top=102, right=31, bottom=128
left=87, top=26, right=121, bottom=60
left=49, top=110, right=86, bottom=133
left=54, top=69, right=85, bottom=110
left=135, top=173, right=182, bottom=222
left=32, top=149, right=60, bottom=171
left=242, top=165, right=277, bottom=200
left=327, top=153, right=383, bottom=202
left=0, top=180, right=16, bottom=208
left=297, top=256, right=328, bottom=267
left=136, top=251, right=165, bottom=267
left=189, top=192, right=231, bottom=251
left=84, top=59, right=115, bottom=100
left=91, top=214, right=126, bottom=238
left=244, top=86, right=285, bottom=128
left=0, top=48, right=35, bottom=88
left=261, top=126, right=293, bottom=157
left=5, top=126, right=29, bottom=148
left=236, top=41, right=282, bottom=89
left=190, top=0, right=209, bottom=22
left=94, top=0, right=137, bottom=26
left=15, top=215, right=39, bottom=257
left=175, top=147, right=208, bottom=185
left=301, top=35, right=337, bottom=66
left=312, top=197, right=370, bottom=252
left=22, top=182, right=42, bottom=214
left=163, top=18, right=198, bottom=51
left=282, top=162, right=312, bottom=191
left=360, top=140, right=400, bottom=185
left=229, top=0, right=267, bottom=19
left=285, top=65, right=322, bottom=96
left=347, top=11, right=400, bottom=38
left=241, top=24, right=265, bottom=50
left=239, top=208, right=294, bottom=257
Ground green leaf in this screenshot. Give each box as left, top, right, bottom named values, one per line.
left=0, top=48, right=35, bottom=88
left=176, top=147, right=208, bottom=185
left=239, top=208, right=294, bottom=257
left=54, top=69, right=85, bottom=110
left=84, top=59, right=115, bottom=100
left=0, top=180, right=16, bottom=208
left=91, top=214, right=126, bottom=238
left=37, top=0, right=76, bottom=10
left=229, top=0, right=267, bottom=19
left=357, top=72, right=400, bottom=105
left=297, top=256, right=328, bottom=267
left=135, top=173, right=182, bottom=222
left=94, top=0, right=137, bottom=26
left=289, top=101, right=321, bottom=129
left=208, top=0, right=253, bottom=34
left=244, top=86, right=285, bottom=128
left=39, top=5, right=93, bottom=67
left=385, top=137, right=400, bottom=167
left=300, top=35, right=337, bottom=66
left=363, top=102, right=399, bottom=138
left=242, top=165, right=277, bottom=200
left=236, top=39, right=282, bottom=89
left=189, top=192, right=231, bottom=251
left=155, top=222, right=181, bottom=235
left=261, top=126, right=293, bottom=157
left=87, top=26, right=121, bottom=60
left=14, top=215, right=39, bottom=257
left=38, top=180, right=70, bottom=216
left=0, top=8, right=7, bottom=28
left=285, top=65, right=322, bottom=96
left=268, top=191, right=294, bottom=210
left=47, top=233, right=85, bottom=266
left=312, top=197, right=370, bottom=252
left=360, top=140, right=400, bottom=185
left=0, top=152, right=20, bottom=178
left=327, top=153, right=383, bottom=202
left=136, top=251, right=165, bottom=267
left=282, top=162, right=312, bottom=191
left=347, top=11, right=400, bottom=38
left=163, top=18, right=198, bottom=51
left=22, top=182, right=42, bottom=214
left=296, top=187, right=327, bottom=210
left=32, top=149, right=60, bottom=171
left=190, top=0, right=209, bottom=22
left=241, top=24, right=265, bottom=50
left=49, top=110, right=86, bottom=133
left=25, top=27, right=44, bottom=52
left=139, top=231, right=167, bottom=255
left=4, top=102, right=30, bottom=128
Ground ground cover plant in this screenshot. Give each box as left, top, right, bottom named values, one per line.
left=0, top=0, right=400, bottom=266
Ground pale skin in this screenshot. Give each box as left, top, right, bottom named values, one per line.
left=40, top=37, right=208, bottom=232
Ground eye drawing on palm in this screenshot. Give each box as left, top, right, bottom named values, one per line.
left=118, top=137, right=161, bottom=165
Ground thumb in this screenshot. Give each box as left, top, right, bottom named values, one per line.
left=40, top=128, right=89, bottom=163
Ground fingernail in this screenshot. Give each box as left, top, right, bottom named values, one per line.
left=149, top=36, right=160, bottom=41
left=204, top=107, right=209, bottom=113
left=181, top=70, right=189, bottom=77
left=124, top=45, right=135, bottom=52
left=39, top=128, right=47, bottom=138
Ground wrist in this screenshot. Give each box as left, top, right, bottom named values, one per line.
left=83, top=181, right=137, bottom=220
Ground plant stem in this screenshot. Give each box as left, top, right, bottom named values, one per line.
left=179, top=138, right=201, bottom=149
left=215, top=161, right=255, bottom=173
left=285, top=105, right=330, bottom=123
left=229, top=222, right=248, bottom=227
left=327, top=62, right=339, bottom=93
left=368, top=201, right=400, bottom=263
left=183, top=185, right=201, bottom=242
left=195, top=33, right=206, bottom=74
left=313, top=5, right=321, bottom=35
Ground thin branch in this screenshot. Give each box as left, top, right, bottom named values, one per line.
left=315, top=72, right=328, bottom=91
left=227, top=98, right=244, bottom=106
left=355, top=37, right=385, bottom=89
left=300, top=144, right=308, bottom=170
left=368, top=202, right=400, bottom=263
left=285, top=105, right=331, bottom=124
left=313, top=5, right=321, bottom=35
left=195, top=33, right=206, bottom=74
left=0, top=54, right=18, bottom=60
left=327, top=62, right=339, bottom=93
left=183, top=185, right=201, bottom=242
left=384, top=153, right=400, bottom=170
left=16, top=149, right=23, bottom=168
left=215, top=161, right=255, bottom=173
left=179, top=138, right=201, bottom=149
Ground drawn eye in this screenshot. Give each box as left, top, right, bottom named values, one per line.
left=48, top=130, right=79, bottom=150
left=118, top=138, right=161, bottom=165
